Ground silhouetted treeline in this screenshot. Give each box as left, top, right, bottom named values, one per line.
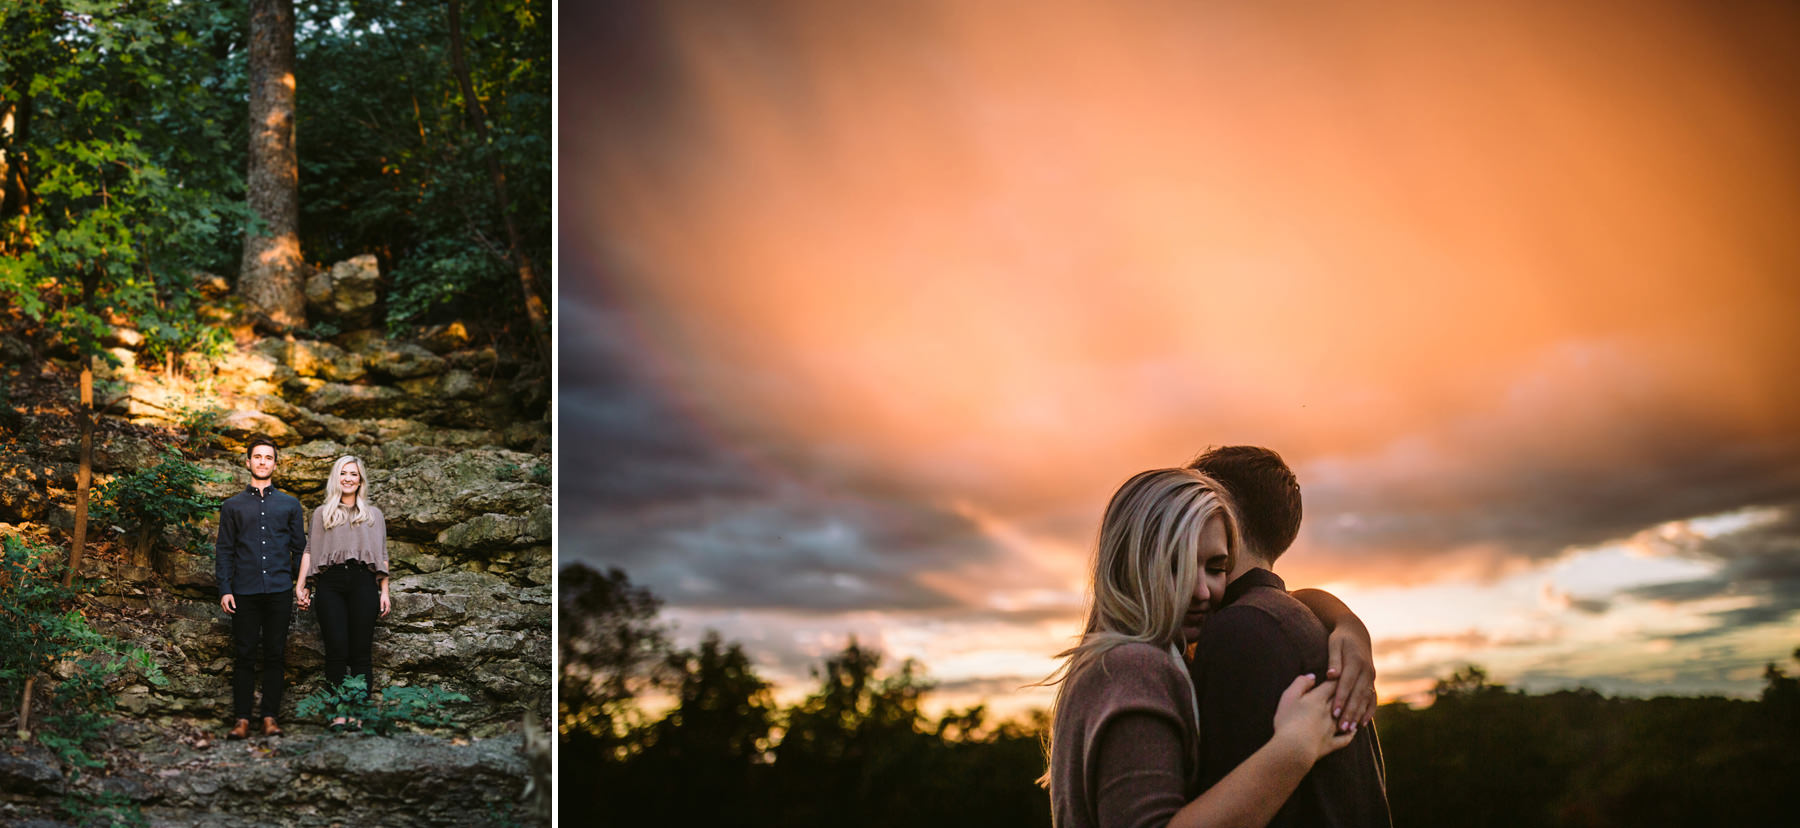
left=1378, top=661, right=1800, bottom=826
left=560, top=564, right=1800, bottom=827
left=559, top=565, right=1048, bottom=827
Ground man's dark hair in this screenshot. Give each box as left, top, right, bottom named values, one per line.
left=1186, top=445, right=1301, bottom=560
left=244, top=434, right=279, bottom=460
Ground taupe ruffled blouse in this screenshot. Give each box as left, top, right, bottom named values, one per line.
left=305, top=502, right=389, bottom=579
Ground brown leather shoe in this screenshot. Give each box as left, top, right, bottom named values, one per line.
left=262, top=717, right=284, bottom=737
left=227, top=719, right=251, bottom=740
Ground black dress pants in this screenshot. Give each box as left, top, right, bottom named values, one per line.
left=313, top=564, right=380, bottom=699
left=231, top=590, right=293, bottom=720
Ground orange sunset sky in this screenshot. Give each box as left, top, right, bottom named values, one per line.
left=560, top=0, right=1800, bottom=716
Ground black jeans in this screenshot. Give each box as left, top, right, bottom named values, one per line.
left=313, top=563, right=380, bottom=700
left=231, top=590, right=293, bottom=720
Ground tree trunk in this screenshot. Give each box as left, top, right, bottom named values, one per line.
left=62, top=362, right=93, bottom=588
left=446, top=0, right=549, bottom=359
left=0, top=97, right=32, bottom=245
left=239, top=0, right=305, bottom=331
left=1, top=105, right=14, bottom=220
left=16, top=676, right=33, bottom=739
left=24, top=360, right=89, bottom=738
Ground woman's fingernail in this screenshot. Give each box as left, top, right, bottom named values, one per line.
left=1333, top=708, right=1342, bottom=717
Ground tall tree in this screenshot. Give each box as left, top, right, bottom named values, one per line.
left=240, top=0, right=304, bottom=330
left=0, top=106, right=20, bottom=228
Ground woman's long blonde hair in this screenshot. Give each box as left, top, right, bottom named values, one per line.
left=1036, top=467, right=1241, bottom=787
left=321, top=455, right=375, bottom=530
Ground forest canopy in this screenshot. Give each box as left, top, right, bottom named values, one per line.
left=0, top=0, right=550, bottom=356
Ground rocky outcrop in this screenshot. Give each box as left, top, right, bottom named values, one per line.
left=0, top=729, right=540, bottom=827
left=0, top=255, right=550, bottom=824
left=69, top=333, right=553, bottom=728
left=304, top=254, right=382, bottom=328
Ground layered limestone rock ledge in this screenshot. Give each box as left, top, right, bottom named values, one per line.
left=1, top=257, right=551, bottom=730
left=0, top=730, right=538, bottom=827
left=1, top=258, right=551, bottom=826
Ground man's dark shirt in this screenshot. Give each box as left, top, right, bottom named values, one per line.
left=214, top=483, right=306, bottom=597
left=1192, top=568, right=1393, bottom=828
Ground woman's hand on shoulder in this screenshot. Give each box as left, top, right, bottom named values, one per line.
left=1271, top=673, right=1356, bottom=765
left=1326, top=625, right=1377, bottom=730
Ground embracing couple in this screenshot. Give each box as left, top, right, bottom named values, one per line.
left=1045, top=446, right=1393, bottom=828
left=214, top=435, right=392, bottom=739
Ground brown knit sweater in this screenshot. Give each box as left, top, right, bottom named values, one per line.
left=304, top=503, right=389, bottom=578
left=1050, top=642, right=1201, bottom=828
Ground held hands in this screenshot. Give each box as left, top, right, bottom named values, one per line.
left=295, top=584, right=311, bottom=610
left=1326, top=624, right=1378, bottom=732
left=1272, top=674, right=1357, bottom=764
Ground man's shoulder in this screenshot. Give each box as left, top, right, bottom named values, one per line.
left=1203, top=586, right=1304, bottom=631
left=1196, top=601, right=1285, bottom=650
left=1231, top=583, right=1322, bottom=623
left=1198, top=587, right=1322, bottom=658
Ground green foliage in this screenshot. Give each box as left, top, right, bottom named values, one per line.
left=482, top=800, right=527, bottom=828
left=0, top=535, right=95, bottom=700
left=90, top=448, right=223, bottom=556
left=170, top=399, right=226, bottom=448
left=3, top=0, right=549, bottom=348
left=136, top=286, right=232, bottom=369
left=44, top=640, right=170, bottom=750
left=497, top=461, right=550, bottom=485
left=0, top=535, right=168, bottom=778
left=294, top=0, right=549, bottom=332
left=297, top=319, right=343, bottom=340
left=61, top=790, right=148, bottom=828
left=0, top=1, right=251, bottom=362
left=296, top=675, right=472, bottom=736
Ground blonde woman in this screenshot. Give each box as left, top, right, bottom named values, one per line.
left=295, top=455, right=391, bottom=729
left=1043, top=468, right=1357, bottom=828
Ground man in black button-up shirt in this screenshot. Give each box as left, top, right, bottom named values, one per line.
left=1189, top=446, right=1393, bottom=828
left=215, top=435, right=307, bottom=739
